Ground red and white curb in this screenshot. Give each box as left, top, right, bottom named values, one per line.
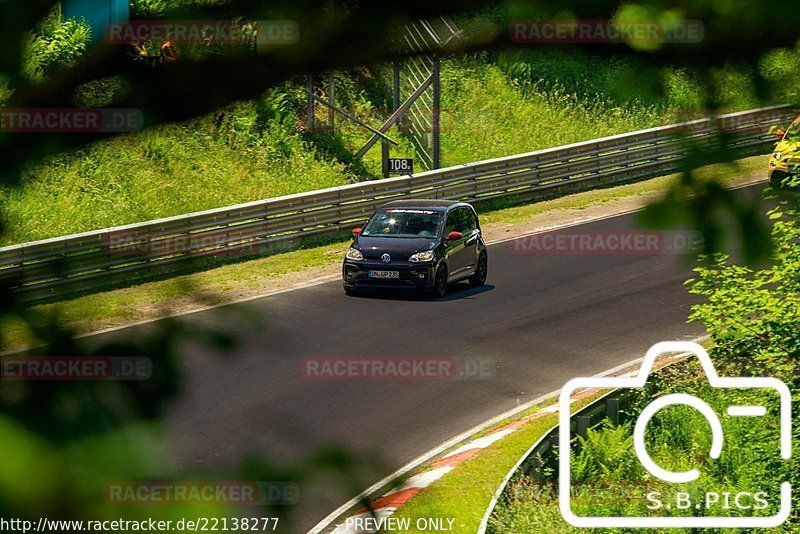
left=330, top=353, right=685, bottom=534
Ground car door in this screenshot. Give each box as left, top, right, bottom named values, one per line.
left=444, top=208, right=469, bottom=277
left=460, top=207, right=480, bottom=274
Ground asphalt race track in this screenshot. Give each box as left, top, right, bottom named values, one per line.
left=75, top=183, right=768, bottom=532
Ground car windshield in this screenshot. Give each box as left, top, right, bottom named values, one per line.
left=361, top=209, right=441, bottom=238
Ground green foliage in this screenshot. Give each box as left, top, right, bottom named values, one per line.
left=130, top=0, right=169, bottom=18
left=492, top=199, right=800, bottom=530
left=502, top=49, right=662, bottom=108
left=7, top=2, right=780, bottom=249
left=663, top=68, right=706, bottom=111
left=571, top=422, right=643, bottom=483
left=439, top=53, right=662, bottom=167
left=490, top=368, right=796, bottom=532
left=0, top=94, right=350, bottom=245
left=760, top=44, right=800, bottom=104
left=74, top=77, right=129, bottom=107
left=22, top=6, right=91, bottom=82
left=686, top=196, right=800, bottom=382
left=2, top=46, right=778, bottom=247
left=0, top=75, right=12, bottom=106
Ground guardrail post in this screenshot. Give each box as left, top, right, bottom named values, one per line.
left=549, top=432, right=559, bottom=455
left=382, top=140, right=390, bottom=178
left=575, top=415, right=591, bottom=440
left=606, top=397, right=620, bottom=426
left=525, top=455, right=542, bottom=482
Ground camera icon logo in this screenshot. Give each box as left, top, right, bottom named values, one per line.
left=558, top=341, right=792, bottom=528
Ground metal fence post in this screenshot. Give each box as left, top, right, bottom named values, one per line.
left=432, top=56, right=441, bottom=169
left=382, top=140, right=390, bottom=178
left=328, top=73, right=335, bottom=133
left=306, top=75, right=315, bottom=132
left=393, top=62, right=401, bottom=112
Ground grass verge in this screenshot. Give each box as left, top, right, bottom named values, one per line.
left=487, top=360, right=796, bottom=533
left=387, top=392, right=606, bottom=534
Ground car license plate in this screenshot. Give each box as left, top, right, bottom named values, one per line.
left=369, top=270, right=399, bottom=279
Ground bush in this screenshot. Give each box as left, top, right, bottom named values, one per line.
left=22, top=6, right=90, bottom=82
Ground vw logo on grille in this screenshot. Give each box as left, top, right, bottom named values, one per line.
left=381, top=253, right=391, bottom=264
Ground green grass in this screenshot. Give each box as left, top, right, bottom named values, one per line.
left=488, top=362, right=798, bottom=533
left=0, top=103, right=351, bottom=246
left=438, top=59, right=660, bottom=167
left=387, top=393, right=605, bottom=534
left=0, top=51, right=769, bottom=246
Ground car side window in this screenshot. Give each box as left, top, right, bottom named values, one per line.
left=461, top=208, right=477, bottom=233
left=445, top=209, right=463, bottom=234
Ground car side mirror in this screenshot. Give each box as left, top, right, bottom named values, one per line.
left=776, top=129, right=786, bottom=139
left=447, top=231, right=463, bottom=241
left=352, top=227, right=362, bottom=236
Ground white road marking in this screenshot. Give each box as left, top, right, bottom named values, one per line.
left=440, top=429, right=514, bottom=459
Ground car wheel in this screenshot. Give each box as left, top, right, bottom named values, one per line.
left=469, top=252, right=488, bottom=287
left=431, top=265, right=448, bottom=298
left=770, top=171, right=788, bottom=189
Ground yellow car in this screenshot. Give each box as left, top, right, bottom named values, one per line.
left=769, top=117, right=800, bottom=187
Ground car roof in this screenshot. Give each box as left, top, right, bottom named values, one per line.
left=379, top=199, right=470, bottom=212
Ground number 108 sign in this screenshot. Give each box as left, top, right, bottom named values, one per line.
left=388, top=158, right=414, bottom=175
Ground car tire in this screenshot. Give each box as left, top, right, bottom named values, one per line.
left=431, top=265, right=448, bottom=298
left=770, top=171, right=788, bottom=189
left=469, top=252, right=488, bottom=288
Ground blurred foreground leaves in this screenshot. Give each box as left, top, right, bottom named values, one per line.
left=1, top=0, right=800, bottom=529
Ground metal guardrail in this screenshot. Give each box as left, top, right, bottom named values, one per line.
left=0, top=105, right=795, bottom=302
left=476, top=388, right=637, bottom=534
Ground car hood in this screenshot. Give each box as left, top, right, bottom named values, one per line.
left=354, top=235, right=436, bottom=259
left=774, top=139, right=798, bottom=156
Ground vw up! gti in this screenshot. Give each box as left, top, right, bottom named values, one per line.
left=342, top=200, right=488, bottom=298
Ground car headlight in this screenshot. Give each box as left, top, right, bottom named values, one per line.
left=409, top=250, right=435, bottom=262
left=774, top=151, right=784, bottom=161
left=346, top=247, right=364, bottom=260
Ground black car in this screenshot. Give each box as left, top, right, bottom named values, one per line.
left=342, top=200, right=488, bottom=297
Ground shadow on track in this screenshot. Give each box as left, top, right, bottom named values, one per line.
left=344, top=283, right=495, bottom=302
